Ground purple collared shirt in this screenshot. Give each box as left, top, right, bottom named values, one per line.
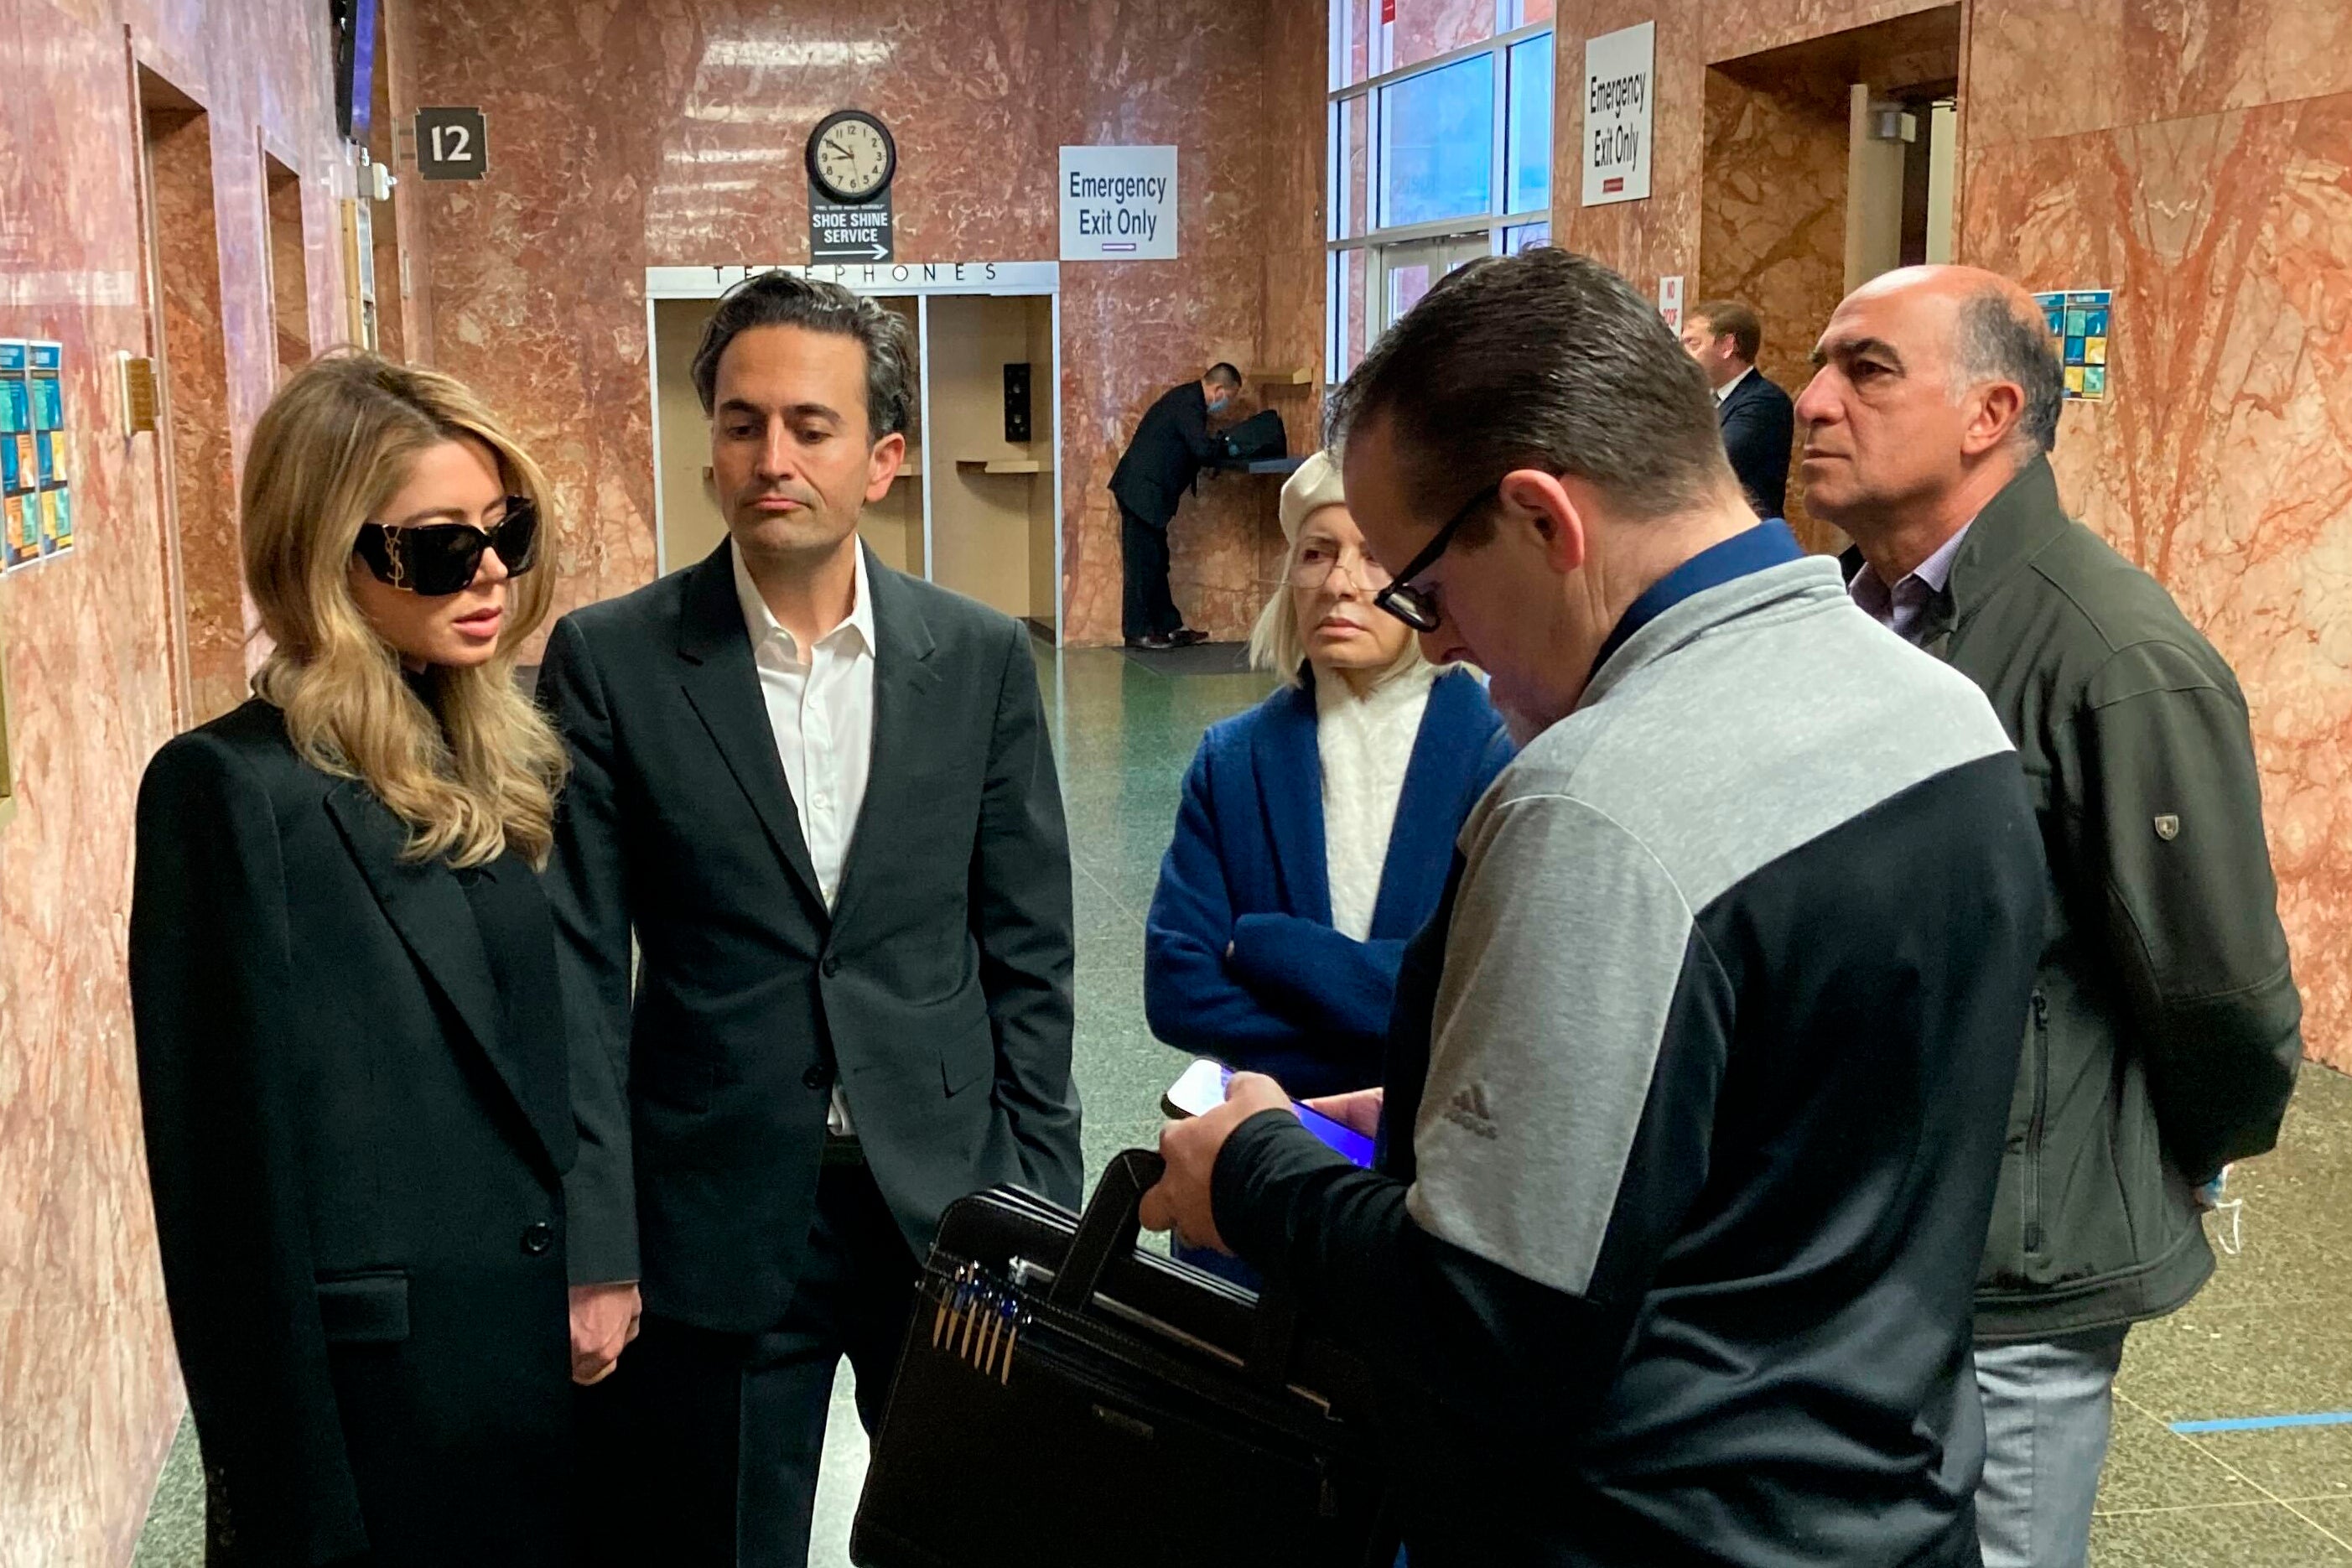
left=1848, top=524, right=1972, bottom=645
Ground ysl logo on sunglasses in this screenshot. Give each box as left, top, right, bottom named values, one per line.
left=355, top=496, right=542, bottom=596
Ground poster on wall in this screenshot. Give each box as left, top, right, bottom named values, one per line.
left=1659, top=274, right=1685, bottom=331
left=2033, top=289, right=2111, bottom=402
left=1582, top=22, right=1655, bottom=207
left=1060, top=146, right=1179, bottom=261
left=0, top=342, right=35, bottom=571
left=2, top=341, right=74, bottom=570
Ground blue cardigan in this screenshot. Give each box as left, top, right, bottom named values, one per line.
left=1144, top=667, right=1513, bottom=1100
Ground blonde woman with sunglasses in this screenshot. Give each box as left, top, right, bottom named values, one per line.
left=129, top=354, right=583, bottom=1565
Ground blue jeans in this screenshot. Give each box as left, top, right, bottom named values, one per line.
left=1971, top=1327, right=2131, bottom=1568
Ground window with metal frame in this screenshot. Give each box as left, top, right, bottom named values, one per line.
left=1327, top=0, right=1553, bottom=386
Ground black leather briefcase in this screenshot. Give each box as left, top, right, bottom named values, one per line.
left=851, top=1150, right=1395, bottom=1567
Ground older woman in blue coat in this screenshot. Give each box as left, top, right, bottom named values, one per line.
left=1145, top=450, right=1513, bottom=1107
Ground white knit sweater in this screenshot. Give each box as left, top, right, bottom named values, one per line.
left=1315, top=662, right=1436, bottom=941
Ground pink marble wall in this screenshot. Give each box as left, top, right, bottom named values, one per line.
left=1254, top=0, right=1334, bottom=611
left=1057, top=0, right=1284, bottom=645
left=1697, top=63, right=1849, bottom=550
left=379, top=0, right=438, bottom=367
left=1552, top=0, right=1959, bottom=325
left=405, top=0, right=1319, bottom=647
left=148, top=102, right=246, bottom=722
left=0, top=1, right=349, bottom=1560
left=1393, top=0, right=1499, bottom=72
left=1960, top=36, right=2352, bottom=1074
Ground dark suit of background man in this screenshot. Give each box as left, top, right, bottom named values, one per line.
left=1683, top=300, right=1794, bottom=519
left=543, top=272, right=1082, bottom=1568
left=1110, top=362, right=1242, bottom=649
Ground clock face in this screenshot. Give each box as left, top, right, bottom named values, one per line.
left=809, top=112, right=895, bottom=202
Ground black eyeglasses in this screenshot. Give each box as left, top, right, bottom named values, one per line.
left=354, top=496, right=541, bottom=596
left=1372, top=480, right=1498, bottom=633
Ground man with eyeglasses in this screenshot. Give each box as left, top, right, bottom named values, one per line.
left=1141, top=248, right=2048, bottom=1565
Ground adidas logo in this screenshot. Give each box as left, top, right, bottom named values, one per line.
left=1443, top=1082, right=1500, bottom=1140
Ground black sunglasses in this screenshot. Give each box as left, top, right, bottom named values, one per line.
left=354, top=496, right=541, bottom=596
left=1372, top=480, right=1499, bottom=633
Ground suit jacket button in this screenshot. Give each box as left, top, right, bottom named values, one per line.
left=804, top=1063, right=835, bottom=1091
left=821, top=953, right=842, bottom=977
left=521, top=1221, right=554, bottom=1255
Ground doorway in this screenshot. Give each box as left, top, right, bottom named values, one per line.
left=925, top=293, right=1055, bottom=633
left=646, top=266, right=1064, bottom=641
left=1697, top=6, right=1961, bottom=553
left=262, top=150, right=310, bottom=379
left=137, top=66, right=240, bottom=724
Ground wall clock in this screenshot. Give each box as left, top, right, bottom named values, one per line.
left=807, top=109, right=896, bottom=203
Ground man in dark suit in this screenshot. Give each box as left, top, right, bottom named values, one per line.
left=1682, top=300, right=1795, bottom=518
left=1110, top=362, right=1242, bottom=648
left=542, top=271, right=1082, bottom=1567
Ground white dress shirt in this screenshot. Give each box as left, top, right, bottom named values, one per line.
left=1715, top=364, right=1754, bottom=406
left=1315, top=662, right=1436, bottom=941
left=733, top=539, right=876, bottom=1131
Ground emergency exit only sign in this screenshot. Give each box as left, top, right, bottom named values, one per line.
left=1059, top=146, right=1179, bottom=261
left=1581, top=21, right=1655, bottom=206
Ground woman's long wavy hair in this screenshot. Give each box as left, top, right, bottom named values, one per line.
left=243, top=353, right=567, bottom=868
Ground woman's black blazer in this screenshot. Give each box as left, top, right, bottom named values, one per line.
left=129, top=698, right=576, bottom=1566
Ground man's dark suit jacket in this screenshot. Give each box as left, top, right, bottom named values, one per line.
left=1109, top=381, right=1220, bottom=529
left=1719, top=368, right=1796, bottom=519
left=539, top=540, right=1082, bottom=1334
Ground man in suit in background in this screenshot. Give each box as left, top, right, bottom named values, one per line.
left=543, top=271, right=1082, bottom=1567
left=1111, top=362, right=1243, bottom=649
left=1683, top=301, right=1795, bottom=519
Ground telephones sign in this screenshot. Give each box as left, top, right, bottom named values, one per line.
left=415, top=106, right=488, bottom=181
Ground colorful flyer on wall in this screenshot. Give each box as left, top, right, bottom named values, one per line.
left=3, top=493, right=35, bottom=571
left=2033, top=289, right=2111, bottom=402
left=0, top=342, right=31, bottom=571
left=29, top=341, right=71, bottom=563
left=38, top=486, right=73, bottom=555
left=0, top=342, right=28, bottom=493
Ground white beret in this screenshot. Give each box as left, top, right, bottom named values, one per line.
left=1277, top=449, right=1348, bottom=543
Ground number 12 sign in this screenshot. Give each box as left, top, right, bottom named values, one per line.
left=415, top=107, right=488, bottom=181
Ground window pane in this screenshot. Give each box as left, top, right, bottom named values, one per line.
left=1389, top=260, right=1433, bottom=324
left=1339, top=248, right=1372, bottom=380
left=1332, top=0, right=1373, bottom=88
left=1390, top=0, right=1496, bottom=74
left=1506, top=34, right=1553, bottom=215
left=1337, top=93, right=1369, bottom=239
left=1381, top=233, right=1490, bottom=331
left=1503, top=221, right=1551, bottom=252
left=1513, top=0, right=1556, bottom=23
left=1379, top=55, right=1494, bottom=228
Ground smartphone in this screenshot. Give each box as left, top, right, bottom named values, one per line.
left=1160, top=1058, right=1377, bottom=1169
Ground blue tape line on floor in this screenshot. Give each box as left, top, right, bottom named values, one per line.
left=2169, top=1411, right=2352, bottom=1434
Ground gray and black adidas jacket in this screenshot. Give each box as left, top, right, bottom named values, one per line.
left=1215, top=557, right=2047, bottom=1567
